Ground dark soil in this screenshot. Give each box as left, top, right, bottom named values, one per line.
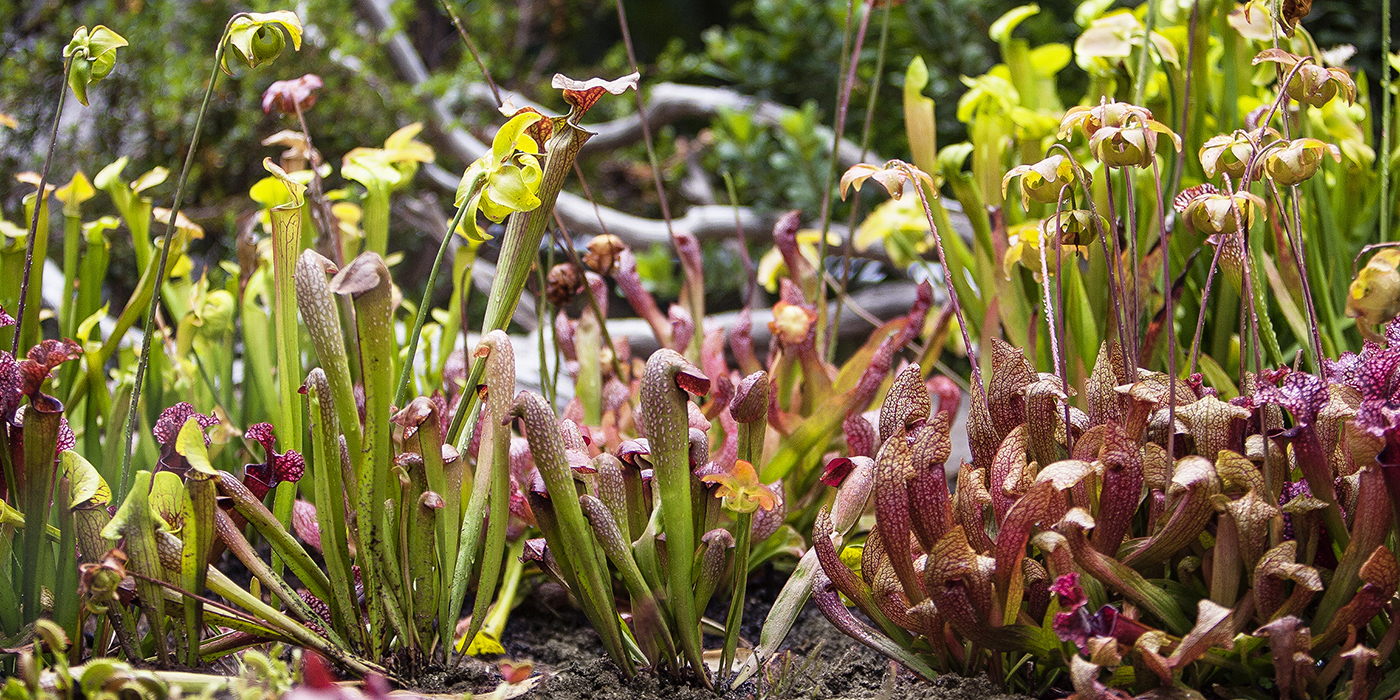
left=441, top=568, right=1033, bottom=700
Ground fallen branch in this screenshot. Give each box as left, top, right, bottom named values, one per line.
left=353, top=0, right=973, bottom=251
left=459, top=82, right=883, bottom=166
left=609, top=280, right=936, bottom=358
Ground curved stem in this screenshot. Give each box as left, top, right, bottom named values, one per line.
left=906, top=164, right=980, bottom=386
left=1187, top=239, right=1224, bottom=376
left=14, top=56, right=72, bottom=354
left=1383, top=0, right=1394, bottom=241
left=117, top=22, right=234, bottom=502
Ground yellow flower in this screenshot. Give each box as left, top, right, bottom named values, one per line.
left=701, top=460, right=777, bottom=514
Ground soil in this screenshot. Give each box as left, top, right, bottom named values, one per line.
left=439, top=567, right=1033, bottom=700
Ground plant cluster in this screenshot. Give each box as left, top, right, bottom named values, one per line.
left=0, top=1, right=1396, bottom=700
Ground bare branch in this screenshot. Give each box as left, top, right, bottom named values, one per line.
left=355, top=0, right=973, bottom=252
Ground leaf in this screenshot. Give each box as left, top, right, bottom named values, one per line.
left=92, top=157, right=128, bottom=191
left=1122, top=456, right=1221, bottom=569
left=903, top=56, right=937, bottom=175
left=1028, top=43, right=1073, bottom=77
left=1175, top=396, right=1250, bottom=462
left=54, top=171, right=95, bottom=209
left=261, top=158, right=307, bottom=209
left=990, top=4, right=1040, bottom=43
left=175, top=417, right=217, bottom=475
left=121, top=170, right=166, bottom=201
left=61, top=450, right=110, bottom=510
left=465, top=631, right=506, bottom=655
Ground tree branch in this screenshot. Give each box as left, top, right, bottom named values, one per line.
left=353, top=0, right=973, bottom=251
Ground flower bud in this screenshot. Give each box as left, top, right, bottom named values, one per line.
left=1254, top=49, right=1358, bottom=108
left=1058, top=101, right=1154, bottom=140
left=1088, top=120, right=1181, bottom=169
left=1199, top=131, right=1273, bottom=181
left=1001, top=154, right=1080, bottom=208
left=1176, top=185, right=1265, bottom=236
left=1264, top=138, right=1340, bottom=186
left=769, top=300, right=816, bottom=346
left=1346, top=249, right=1400, bottom=334
left=545, top=263, right=583, bottom=307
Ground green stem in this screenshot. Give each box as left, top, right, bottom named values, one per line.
left=330, top=252, right=397, bottom=656
left=816, top=0, right=874, bottom=348
left=19, top=397, right=63, bottom=626
left=512, top=391, right=635, bottom=676
left=447, top=116, right=594, bottom=444
left=295, top=251, right=363, bottom=477
left=640, top=350, right=708, bottom=684
left=363, top=184, right=391, bottom=257
left=452, top=332, right=513, bottom=659
left=269, top=202, right=305, bottom=576
left=13, top=56, right=70, bottom=354
left=306, top=369, right=367, bottom=650
left=394, top=182, right=476, bottom=406
left=1132, top=0, right=1160, bottom=106
left=1382, top=0, right=1393, bottom=241
left=214, top=472, right=333, bottom=602
left=59, top=202, right=81, bottom=341
left=719, top=511, right=752, bottom=688
left=117, top=21, right=232, bottom=504
left=463, top=535, right=525, bottom=656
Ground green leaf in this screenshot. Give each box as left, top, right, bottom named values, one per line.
left=61, top=451, right=110, bottom=510
left=130, top=167, right=168, bottom=194
left=74, top=302, right=109, bottom=345
left=54, top=172, right=95, bottom=210
left=1074, top=0, right=1116, bottom=27
left=175, top=417, right=217, bottom=475
left=261, top=158, right=307, bottom=210
left=342, top=154, right=403, bottom=192
left=903, top=56, right=937, bottom=177
left=989, top=4, right=1040, bottom=43
left=1028, top=43, right=1073, bottom=77
left=147, top=471, right=186, bottom=533
left=92, top=157, right=128, bottom=191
